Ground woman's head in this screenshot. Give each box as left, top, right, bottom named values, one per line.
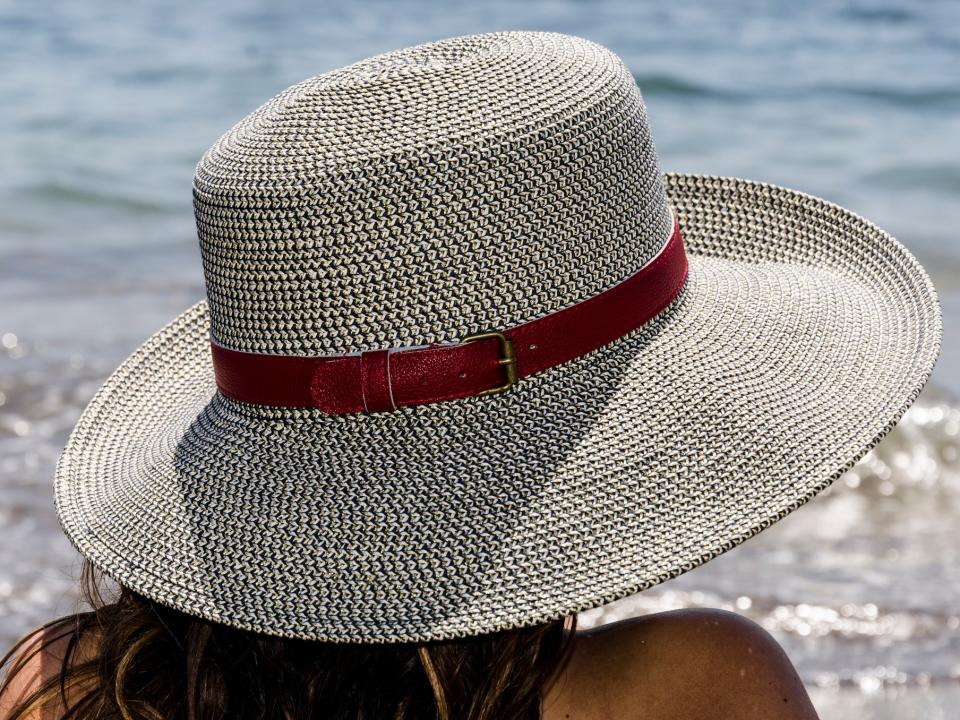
left=0, top=558, right=578, bottom=719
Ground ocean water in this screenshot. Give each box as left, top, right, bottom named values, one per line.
left=1, top=0, right=959, bottom=717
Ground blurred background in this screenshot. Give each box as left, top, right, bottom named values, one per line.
left=1, top=0, right=958, bottom=717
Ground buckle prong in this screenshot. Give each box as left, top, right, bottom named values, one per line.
left=460, top=330, right=517, bottom=397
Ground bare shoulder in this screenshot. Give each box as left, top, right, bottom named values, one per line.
left=0, top=621, right=98, bottom=720
left=543, top=608, right=820, bottom=720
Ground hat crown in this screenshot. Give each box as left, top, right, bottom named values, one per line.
left=193, top=31, right=673, bottom=354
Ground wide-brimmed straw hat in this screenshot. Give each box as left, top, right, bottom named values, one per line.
left=54, top=31, right=941, bottom=643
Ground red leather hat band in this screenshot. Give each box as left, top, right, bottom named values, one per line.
left=211, top=215, right=689, bottom=415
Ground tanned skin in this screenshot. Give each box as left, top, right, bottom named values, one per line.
left=0, top=624, right=99, bottom=720
left=542, top=608, right=820, bottom=720
left=1, top=608, right=819, bottom=720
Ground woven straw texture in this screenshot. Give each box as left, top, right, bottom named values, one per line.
left=55, top=31, right=941, bottom=643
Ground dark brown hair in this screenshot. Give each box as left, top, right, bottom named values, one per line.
left=0, top=558, right=578, bottom=719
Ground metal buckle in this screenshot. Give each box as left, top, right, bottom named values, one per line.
left=460, top=330, right=517, bottom=397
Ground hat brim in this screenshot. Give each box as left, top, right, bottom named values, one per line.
left=54, top=174, right=942, bottom=642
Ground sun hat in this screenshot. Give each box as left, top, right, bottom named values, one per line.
left=54, top=30, right=941, bottom=643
